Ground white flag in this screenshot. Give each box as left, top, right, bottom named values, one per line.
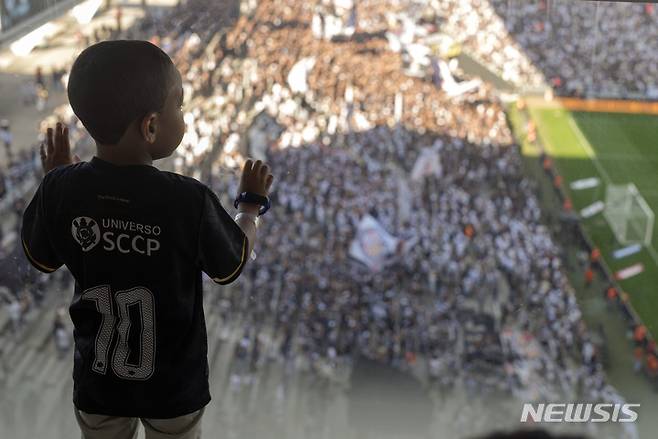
left=411, top=148, right=442, bottom=181
left=287, top=57, right=316, bottom=94
left=349, top=215, right=400, bottom=271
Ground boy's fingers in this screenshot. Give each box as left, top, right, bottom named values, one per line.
left=46, top=127, right=54, bottom=156
left=54, top=123, right=63, bottom=154
left=265, top=174, right=274, bottom=190
left=63, top=126, right=71, bottom=155
left=259, top=164, right=269, bottom=178
left=243, top=159, right=253, bottom=172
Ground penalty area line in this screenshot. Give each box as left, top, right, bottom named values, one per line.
left=566, top=116, right=658, bottom=267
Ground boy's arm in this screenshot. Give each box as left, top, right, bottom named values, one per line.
left=235, top=201, right=260, bottom=257
left=21, top=176, right=62, bottom=273
left=198, top=187, right=251, bottom=285
left=21, top=122, right=77, bottom=273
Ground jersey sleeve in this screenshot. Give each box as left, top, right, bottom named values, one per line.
left=197, top=186, right=249, bottom=285
left=21, top=176, right=62, bottom=273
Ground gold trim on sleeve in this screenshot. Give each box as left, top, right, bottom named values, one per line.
left=22, top=238, right=58, bottom=272
left=211, top=235, right=248, bottom=284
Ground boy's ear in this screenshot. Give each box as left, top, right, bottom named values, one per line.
left=140, top=112, right=159, bottom=144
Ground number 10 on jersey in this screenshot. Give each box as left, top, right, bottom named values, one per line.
left=81, top=285, right=156, bottom=380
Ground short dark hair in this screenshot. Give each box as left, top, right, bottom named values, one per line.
left=67, top=40, right=176, bottom=145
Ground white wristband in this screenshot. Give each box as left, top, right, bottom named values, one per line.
left=234, top=212, right=259, bottom=260
left=235, top=212, right=259, bottom=228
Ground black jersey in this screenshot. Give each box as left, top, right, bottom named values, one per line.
left=21, top=156, right=249, bottom=418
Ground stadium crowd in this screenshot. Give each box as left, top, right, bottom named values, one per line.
left=439, top=0, right=658, bottom=98
left=202, top=0, right=627, bottom=403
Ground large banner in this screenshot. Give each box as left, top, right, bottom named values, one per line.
left=1, top=0, right=66, bottom=33
left=348, top=215, right=400, bottom=272
left=349, top=215, right=418, bottom=271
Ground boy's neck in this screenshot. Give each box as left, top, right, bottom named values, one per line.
left=96, top=145, right=153, bottom=166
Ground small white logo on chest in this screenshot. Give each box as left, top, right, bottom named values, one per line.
left=72, top=217, right=101, bottom=251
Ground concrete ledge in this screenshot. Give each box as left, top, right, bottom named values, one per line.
left=0, top=0, right=85, bottom=50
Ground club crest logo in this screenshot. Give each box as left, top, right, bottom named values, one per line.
left=72, top=216, right=100, bottom=252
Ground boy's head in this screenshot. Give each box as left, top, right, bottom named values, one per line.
left=67, top=40, right=185, bottom=160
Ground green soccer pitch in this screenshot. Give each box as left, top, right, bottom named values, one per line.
left=527, top=106, right=658, bottom=335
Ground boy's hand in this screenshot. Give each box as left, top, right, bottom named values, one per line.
left=40, top=122, right=80, bottom=174
left=238, top=158, right=274, bottom=198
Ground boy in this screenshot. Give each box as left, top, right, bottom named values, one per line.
left=21, top=40, right=274, bottom=439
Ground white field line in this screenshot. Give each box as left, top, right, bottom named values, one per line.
left=566, top=116, right=658, bottom=266
left=567, top=117, right=612, bottom=182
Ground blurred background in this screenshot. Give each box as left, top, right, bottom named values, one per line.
left=0, top=0, right=657, bottom=438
